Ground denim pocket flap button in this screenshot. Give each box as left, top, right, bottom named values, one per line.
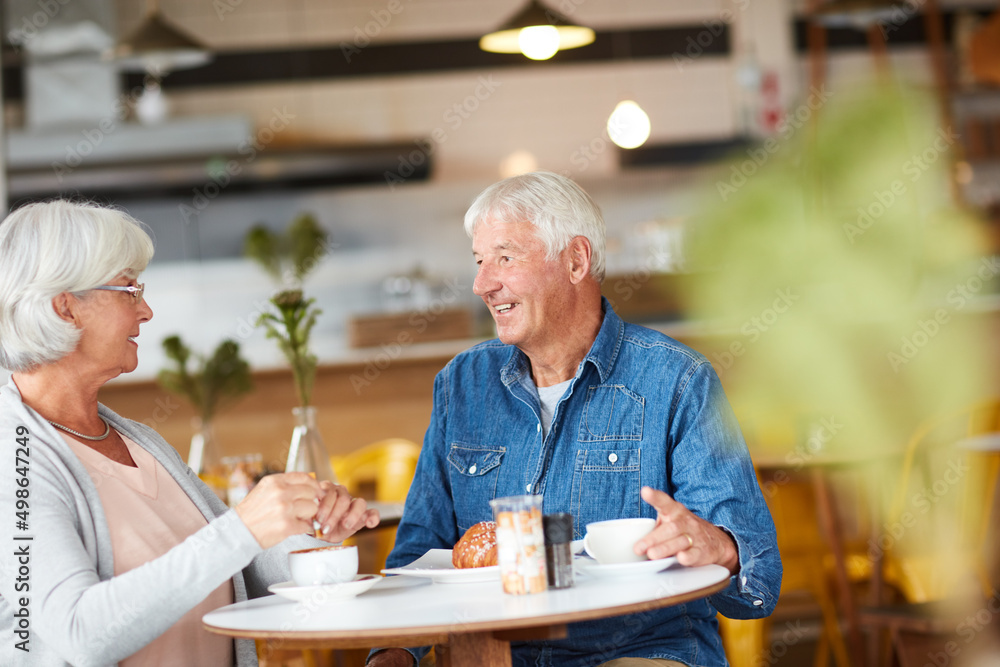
left=448, top=445, right=504, bottom=476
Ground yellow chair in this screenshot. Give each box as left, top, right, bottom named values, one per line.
left=719, top=474, right=852, bottom=667
left=720, top=407, right=852, bottom=667
left=856, top=398, right=1000, bottom=667
left=875, top=398, right=1000, bottom=605
left=331, top=438, right=421, bottom=571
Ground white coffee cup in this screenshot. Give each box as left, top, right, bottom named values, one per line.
left=288, top=545, right=358, bottom=586
left=583, top=518, right=657, bottom=564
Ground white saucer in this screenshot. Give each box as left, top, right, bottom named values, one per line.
left=574, top=556, right=679, bottom=579
left=268, top=574, right=382, bottom=602
left=382, top=549, right=500, bottom=584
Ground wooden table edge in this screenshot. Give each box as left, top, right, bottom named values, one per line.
left=204, top=576, right=730, bottom=649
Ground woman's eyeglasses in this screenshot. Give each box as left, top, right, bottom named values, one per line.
left=92, top=283, right=145, bottom=303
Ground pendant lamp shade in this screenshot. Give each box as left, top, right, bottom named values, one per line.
left=480, top=0, right=595, bottom=59
left=810, top=0, right=904, bottom=30
left=114, top=6, right=211, bottom=73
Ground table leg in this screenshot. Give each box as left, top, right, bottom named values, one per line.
left=811, top=468, right=867, bottom=667
left=434, top=631, right=512, bottom=667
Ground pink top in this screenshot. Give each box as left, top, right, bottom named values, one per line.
left=64, top=432, right=234, bottom=666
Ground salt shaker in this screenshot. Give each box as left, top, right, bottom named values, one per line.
left=543, top=513, right=574, bottom=589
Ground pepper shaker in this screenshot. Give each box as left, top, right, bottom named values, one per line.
left=543, top=513, right=574, bottom=589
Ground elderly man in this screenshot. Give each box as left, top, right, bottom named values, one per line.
left=369, top=172, right=781, bottom=667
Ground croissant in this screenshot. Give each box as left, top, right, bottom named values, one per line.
left=452, top=521, right=498, bottom=568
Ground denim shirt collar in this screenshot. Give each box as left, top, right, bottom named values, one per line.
left=498, top=297, right=624, bottom=387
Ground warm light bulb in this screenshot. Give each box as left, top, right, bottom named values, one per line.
left=518, top=25, right=560, bottom=60
left=607, top=100, right=651, bottom=149
left=500, top=150, right=540, bottom=179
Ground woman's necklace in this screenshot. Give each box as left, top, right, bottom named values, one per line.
left=48, top=417, right=111, bottom=441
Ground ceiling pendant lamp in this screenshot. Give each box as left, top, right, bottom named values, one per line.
left=810, top=0, right=904, bottom=30
left=607, top=100, right=651, bottom=149
left=480, top=0, right=595, bottom=61
left=113, top=0, right=212, bottom=74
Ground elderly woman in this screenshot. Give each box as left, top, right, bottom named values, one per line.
left=0, top=200, right=378, bottom=666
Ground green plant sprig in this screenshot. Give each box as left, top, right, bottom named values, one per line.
left=256, top=289, right=321, bottom=406
left=157, top=336, right=253, bottom=423
left=244, top=213, right=328, bottom=286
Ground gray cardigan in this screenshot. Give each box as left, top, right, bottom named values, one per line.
left=0, top=379, right=324, bottom=666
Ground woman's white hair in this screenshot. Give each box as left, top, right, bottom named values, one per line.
left=0, top=200, right=154, bottom=372
left=463, top=171, right=606, bottom=281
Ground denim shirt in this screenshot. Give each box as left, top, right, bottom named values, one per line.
left=388, top=300, right=781, bottom=667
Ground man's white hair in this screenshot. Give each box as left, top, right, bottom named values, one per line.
left=464, top=171, right=606, bottom=281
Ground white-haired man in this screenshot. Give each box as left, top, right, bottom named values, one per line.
left=370, top=172, right=781, bottom=667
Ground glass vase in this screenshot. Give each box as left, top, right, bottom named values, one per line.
left=188, top=418, right=227, bottom=502
left=286, top=406, right=338, bottom=484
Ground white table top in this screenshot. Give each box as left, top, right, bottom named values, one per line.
left=956, top=433, right=1000, bottom=452
left=367, top=501, right=404, bottom=523
left=203, top=562, right=730, bottom=642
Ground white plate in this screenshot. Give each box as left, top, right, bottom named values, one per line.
left=381, top=549, right=500, bottom=584
left=574, top=556, right=679, bottom=579
left=268, top=575, right=381, bottom=602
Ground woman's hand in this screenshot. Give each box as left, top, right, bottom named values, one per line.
left=234, top=473, right=322, bottom=549
left=313, top=481, right=380, bottom=543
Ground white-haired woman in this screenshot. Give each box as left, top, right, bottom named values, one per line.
left=0, top=200, right=378, bottom=667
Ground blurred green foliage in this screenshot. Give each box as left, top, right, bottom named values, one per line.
left=157, top=336, right=253, bottom=423
left=256, top=289, right=321, bottom=407
left=243, top=212, right=328, bottom=286
left=243, top=213, right=328, bottom=406
left=682, top=84, right=991, bottom=459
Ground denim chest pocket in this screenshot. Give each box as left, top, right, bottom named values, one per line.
left=578, top=385, right=644, bottom=442
left=447, top=444, right=505, bottom=533
left=570, top=448, right=642, bottom=538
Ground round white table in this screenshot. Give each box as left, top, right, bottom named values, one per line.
left=204, top=563, right=730, bottom=667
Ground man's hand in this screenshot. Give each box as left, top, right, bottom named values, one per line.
left=366, top=648, right=416, bottom=667
left=314, top=481, right=380, bottom=543
left=633, top=486, right=740, bottom=574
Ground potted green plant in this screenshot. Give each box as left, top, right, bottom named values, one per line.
left=244, top=213, right=338, bottom=484
left=157, top=335, right=253, bottom=495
